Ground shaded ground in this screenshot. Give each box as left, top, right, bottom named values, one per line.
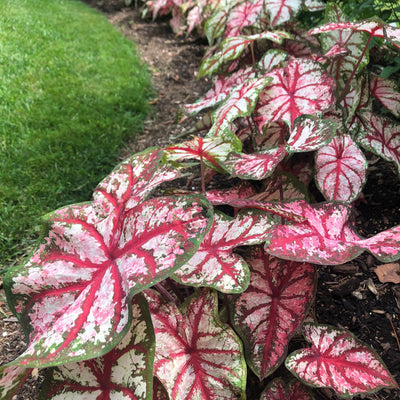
left=0, top=1, right=399, bottom=399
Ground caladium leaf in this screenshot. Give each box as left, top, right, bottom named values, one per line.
left=254, top=121, right=288, bottom=150
left=153, top=377, right=169, bottom=400
left=264, top=0, right=302, bottom=28
left=260, top=378, right=314, bottom=400
left=231, top=247, right=316, bottom=379
left=164, top=135, right=241, bottom=172
left=0, top=365, right=32, bottom=400
left=265, top=201, right=400, bottom=264
left=316, top=4, right=369, bottom=82
left=173, top=210, right=278, bottom=293
left=38, top=294, right=155, bottom=400
left=145, top=288, right=246, bottom=400
left=257, top=58, right=335, bottom=128
left=258, top=49, right=289, bottom=73
left=286, top=323, right=399, bottom=397
left=358, top=111, right=400, bottom=175
left=370, top=75, right=400, bottom=118
left=4, top=148, right=212, bottom=368
left=225, top=0, right=265, bottom=38
left=304, top=0, right=325, bottom=12
left=315, top=134, right=367, bottom=202
left=180, top=67, right=256, bottom=118
left=222, top=146, right=287, bottom=180
left=199, top=31, right=291, bottom=77
left=209, top=76, right=273, bottom=138
left=286, top=116, right=336, bottom=153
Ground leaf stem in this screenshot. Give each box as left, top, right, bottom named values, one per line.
left=338, top=34, right=373, bottom=103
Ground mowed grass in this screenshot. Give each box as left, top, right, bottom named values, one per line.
left=0, top=0, right=151, bottom=269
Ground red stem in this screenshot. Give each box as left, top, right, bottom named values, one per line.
left=338, top=34, right=373, bottom=103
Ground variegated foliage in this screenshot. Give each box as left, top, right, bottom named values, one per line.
left=145, top=289, right=246, bottom=400
left=4, top=148, right=212, bottom=368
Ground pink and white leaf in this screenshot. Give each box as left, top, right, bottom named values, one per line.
left=0, top=366, right=32, bottom=400
left=209, top=76, right=273, bottom=137
left=164, top=136, right=241, bottom=171
left=231, top=248, right=316, bottom=379
left=200, top=32, right=290, bottom=77
left=257, top=58, right=335, bottom=128
left=260, top=378, right=314, bottom=400
left=264, top=0, right=302, bottom=28
left=370, top=75, right=400, bottom=118
left=225, top=0, right=264, bottom=38
left=315, top=135, right=367, bottom=202
left=222, top=146, right=287, bottom=180
left=180, top=67, right=256, bottom=117
left=286, top=323, right=399, bottom=396
left=286, top=116, right=336, bottom=153
left=265, top=202, right=365, bottom=265
left=258, top=49, right=289, bottom=73
left=360, top=225, right=400, bottom=263
left=254, top=121, right=288, bottom=150
left=358, top=112, right=400, bottom=175
left=173, top=210, right=277, bottom=293
left=145, top=289, right=246, bottom=400
left=38, top=294, right=155, bottom=400
left=4, top=148, right=212, bottom=367
left=304, top=0, right=325, bottom=12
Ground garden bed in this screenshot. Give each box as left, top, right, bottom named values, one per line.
left=1, top=1, right=399, bottom=399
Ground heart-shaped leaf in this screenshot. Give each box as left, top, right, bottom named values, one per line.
left=225, top=0, right=265, bottom=38
left=257, top=58, right=335, bottom=127
left=5, top=148, right=212, bottom=367
left=260, top=378, right=314, bottom=400
left=200, top=32, right=290, bottom=77
left=265, top=201, right=400, bottom=264
left=209, top=76, right=273, bottom=138
left=358, top=111, right=400, bottom=175
left=371, top=75, right=400, bottom=118
left=286, top=323, right=399, bottom=397
left=38, top=294, right=155, bottom=400
left=231, top=247, right=316, bottom=379
left=173, top=210, right=277, bottom=293
left=258, top=49, right=289, bottom=73
left=315, top=134, right=367, bottom=202
left=164, top=135, right=241, bottom=172
left=145, top=288, right=246, bottom=400
left=0, top=365, right=32, bottom=400
left=265, top=202, right=364, bottom=264
left=286, top=116, right=336, bottom=153
left=264, top=0, right=302, bottom=28
left=315, top=4, right=369, bottom=81
left=180, top=67, right=256, bottom=118
left=223, top=146, right=287, bottom=180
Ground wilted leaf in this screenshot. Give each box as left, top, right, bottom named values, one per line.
left=38, top=294, right=155, bottom=400
left=231, top=248, right=316, bottom=379
left=146, top=289, right=246, bottom=400
left=374, top=263, right=400, bottom=284
left=315, top=134, right=367, bottom=202
left=286, top=323, right=399, bottom=396
left=4, top=148, right=212, bottom=367
left=173, top=210, right=277, bottom=293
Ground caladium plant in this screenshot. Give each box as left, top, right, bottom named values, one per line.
left=2, top=1, right=400, bottom=399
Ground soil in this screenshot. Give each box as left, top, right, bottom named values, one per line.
left=0, top=1, right=399, bottom=399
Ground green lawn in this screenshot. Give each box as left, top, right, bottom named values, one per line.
left=0, top=0, right=151, bottom=269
